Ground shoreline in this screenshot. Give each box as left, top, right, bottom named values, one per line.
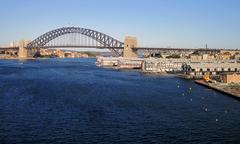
left=0, top=57, right=95, bottom=60
left=0, top=57, right=36, bottom=60
left=195, top=80, right=240, bottom=100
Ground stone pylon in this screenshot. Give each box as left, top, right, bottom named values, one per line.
left=18, top=40, right=28, bottom=59
left=123, top=36, right=138, bottom=58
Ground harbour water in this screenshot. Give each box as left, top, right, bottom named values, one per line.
left=0, top=58, right=240, bottom=144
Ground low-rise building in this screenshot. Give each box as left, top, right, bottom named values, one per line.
left=220, top=73, right=240, bottom=83
left=96, top=57, right=143, bottom=69
left=39, top=49, right=88, bottom=58
left=190, top=54, right=215, bottom=61
left=96, top=57, right=121, bottom=67
left=117, top=58, right=143, bottom=69
left=182, top=61, right=240, bottom=78
left=234, top=54, right=240, bottom=60
left=202, top=54, right=215, bottom=61
left=220, top=50, right=240, bottom=56
left=142, top=58, right=187, bottom=73
left=216, top=52, right=232, bottom=60
left=190, top=54, right=202, bottom=61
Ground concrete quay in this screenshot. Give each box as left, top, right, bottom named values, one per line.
left=195, top=80, right=240, bottom=99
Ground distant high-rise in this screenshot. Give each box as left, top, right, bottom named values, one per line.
left=10, top=41, right=15, bottom=47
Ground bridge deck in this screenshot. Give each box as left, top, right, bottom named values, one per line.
left=133, top=47, right=227, bottom=51
left=0, top=46, right=238, bottom=51
left=39, top=45, right=124, bottom=49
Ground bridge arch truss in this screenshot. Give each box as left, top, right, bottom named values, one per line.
left=27, top=27, right=124, bottom=56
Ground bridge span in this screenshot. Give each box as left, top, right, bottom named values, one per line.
left=0, top=26, right=238, bottom=58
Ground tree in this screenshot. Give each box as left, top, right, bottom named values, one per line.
left=166, top=54, right=181, bottom=59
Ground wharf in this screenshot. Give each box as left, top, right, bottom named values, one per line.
left=96, top=57, right=143, bottom=69
left=96, top=57, right=186, bottom=72
left=195, top=80, right=240, bottom=100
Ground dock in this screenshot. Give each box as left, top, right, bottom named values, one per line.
left=96, top=57, right=187, bottom=72
left=96, top=56, right=143, bottom=69
left=195, top=80, right=240, bottom=100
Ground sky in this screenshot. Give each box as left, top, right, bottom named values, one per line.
left=0, top=0, right=240, bottom=48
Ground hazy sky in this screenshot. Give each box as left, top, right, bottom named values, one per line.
left=0, top=0, right=240, bottom=48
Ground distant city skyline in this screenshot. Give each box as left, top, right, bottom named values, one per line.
left=0, top=0, right=240, bottom=48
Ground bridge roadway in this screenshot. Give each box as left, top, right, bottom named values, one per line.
left=0, top=46, right=233, bottom=52
left=39, top=45, right=124, bottom=49
left=0, top=45, right=237, bottom=58
left=35, top=45, right=226, bottom=51
left=133, top=47, right=234, bottom=51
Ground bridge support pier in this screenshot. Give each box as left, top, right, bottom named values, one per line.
left=18, top=40, right=28, bottom=59
left=123, top=36, right=138, bottom=58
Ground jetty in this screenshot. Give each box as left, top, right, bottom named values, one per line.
left=195, top=80, right=240, bottom=99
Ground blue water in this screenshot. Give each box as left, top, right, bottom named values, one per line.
left=0, top=58, right=239, bottom=144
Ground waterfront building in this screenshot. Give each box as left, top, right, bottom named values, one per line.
left=96, top=57, right=120, bottom=67
left=142, top=58, right=187, bottom=73
left=220, top=73, right=240, bottom=83
left=117, top=58, right=143, bottom=69
left=96, top=57, right=143, bottom=69
left=39, top=49, right=88, bottom=58
left=182, top=61, right=240, bottom=78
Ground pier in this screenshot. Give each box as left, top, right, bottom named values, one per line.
left=195, top=80, right=240, bottom=99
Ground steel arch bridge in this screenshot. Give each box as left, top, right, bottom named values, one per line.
left=26, top=27, right=124, bottom=56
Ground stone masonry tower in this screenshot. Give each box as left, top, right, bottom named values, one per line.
left=18, top=40, right=28, bottom=59
left=123, top=36, right=138, bottom=58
